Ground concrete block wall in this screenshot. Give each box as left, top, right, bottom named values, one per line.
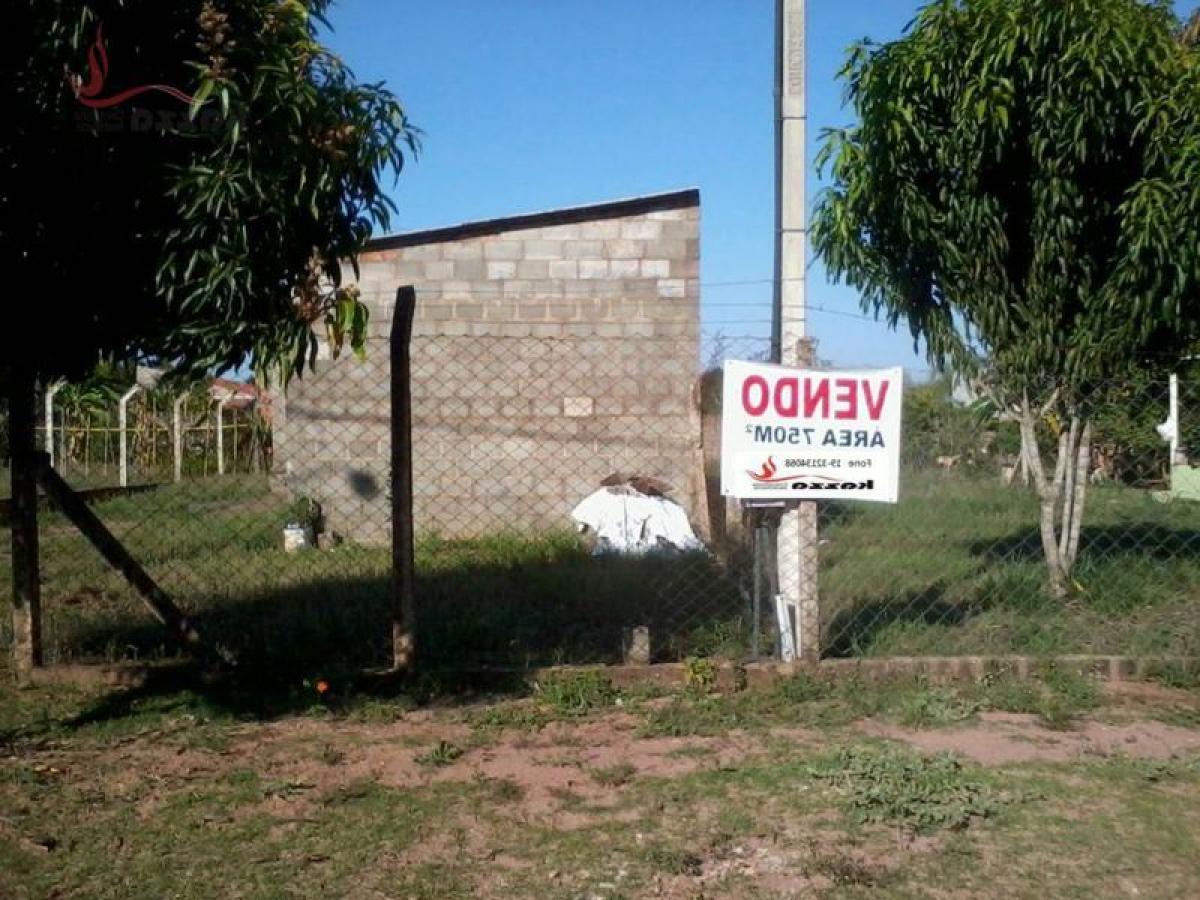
left=272, top=190, right=702, bottom=542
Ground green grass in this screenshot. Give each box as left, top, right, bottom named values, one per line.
left=819, top=470, right=1200, bottom=658
left=1, top=468, right=1199, bottom=682
left=0, top=475, right=751, bottom=680
left=635, top=671, right=1106, bottom=737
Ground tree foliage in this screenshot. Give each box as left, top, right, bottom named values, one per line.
left=813, top=0, right=1200, bottom=401
left=812, top=0, right=1200, bottom=595
left=6, top=0, right=417, bottom=385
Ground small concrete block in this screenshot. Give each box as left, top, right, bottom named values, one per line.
left=657, top=279, right=687, bottom=298
left=610, top=259, right=640, bottom=279
left=487, top=261, right=517, bottom=279
left=517, top=260, right=550, bottom=279
left=623, top=626, right=652, bottom=665
left=579, top=260, right=609, bottom=279
left=483, top=241, right=523, bottom=260
left=620, top=220, right=662, bottom=240
left=453, top=303, right=484, bottom=319
left=523, top=240, right=561, bottom=260
left=423, top=260, right=454, bottom=280
left=440, top=281, right=473, bottom=300
left=604, top=239, right=643, bottom=260
left=453, top=259, right=487, bottom=280
left=641, top=259, right=670, bottom=278
left=444, top=242, right=483, bottom=260
left=401, top=244, right=442, bottom=261
left=538, top=223, right=582, bottom=240
left=548, top=259, right=578, bottom=280
left=563, top=396, right=594, bottom=417
left=580, top=220, right=622, bottom=239
left=646, top=238, right=687, bottom=259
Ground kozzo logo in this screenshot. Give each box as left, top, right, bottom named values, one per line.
left=746, top=457, right=873, bottom=491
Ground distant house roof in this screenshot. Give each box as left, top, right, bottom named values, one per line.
left=364, top=188, right=700, bottom=253
left=210, top=378, right=270, bottom=413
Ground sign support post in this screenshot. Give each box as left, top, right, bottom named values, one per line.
left=774, top=0, right=816, bottom=662
left=721, top=361, right=904, bottom=664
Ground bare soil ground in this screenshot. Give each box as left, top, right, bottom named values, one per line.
left=3, top=674, right=1200, bottom=899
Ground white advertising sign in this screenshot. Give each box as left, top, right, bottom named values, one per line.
left=720, top=361, right=903, bottom=503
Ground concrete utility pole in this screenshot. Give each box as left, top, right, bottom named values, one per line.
left=773, top=0, right=820, bottom=663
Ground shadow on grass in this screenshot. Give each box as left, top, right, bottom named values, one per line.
left=36, top=549, right=752, bottom=728
left=822, top=585, right=971, bottom=658
left=969, top=523, right=1200, bottom=564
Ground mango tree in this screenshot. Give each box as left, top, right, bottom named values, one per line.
left=4, top=0, right=418, bottom=670
left=812, top=0, right=1200, bottom=597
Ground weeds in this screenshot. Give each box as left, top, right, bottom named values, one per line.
left=415, top=740, right=464, bottom=768
left=683, top=656, right=719, bottom=694
left=468, top=702, right=554, bottom=733
left=894, top=685, right=979, bottom=728
left=973, top=669, right=1099, bottom=729
left=1150, top=662, right=1200, bottom=692
left=812, top=747, right=1005, bottom=832
left=639, top=697, right=742, bottom=738
left=534, top=670, right=619, bottom=716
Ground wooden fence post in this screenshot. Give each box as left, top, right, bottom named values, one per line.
left=9, top=364, right=43, bottom=676
left=36, top=455, right=201, bottom=650
left=390, top=286, right=417, bottom=671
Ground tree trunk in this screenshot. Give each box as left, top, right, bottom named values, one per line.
left=1018, top=403, right=1092, bottom=599
left=1063, top=421, right=1092, bottom=572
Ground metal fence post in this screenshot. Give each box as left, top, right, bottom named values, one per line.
left=173, top=394, right=188, bottom=483
left=44, top=381, right=62, bottom=469
left=390, top=285, right=418, bottom=671
left=215, top=397, right=228, bottom=476
left=118, top=384, right=140, bottom=488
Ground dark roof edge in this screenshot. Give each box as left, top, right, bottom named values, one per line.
left=364, top=188, right=700, bottom=252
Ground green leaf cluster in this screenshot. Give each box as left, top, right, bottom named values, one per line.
left=813, top=0, right=1200, bottom=406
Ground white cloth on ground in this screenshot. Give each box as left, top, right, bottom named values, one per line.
left=570, top=487, right=704, bottom=555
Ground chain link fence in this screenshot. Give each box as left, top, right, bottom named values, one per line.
left=2, top=337, right=1199, bottom=678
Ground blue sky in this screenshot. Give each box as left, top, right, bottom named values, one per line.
left=321, top=0, right=1197, bottom=372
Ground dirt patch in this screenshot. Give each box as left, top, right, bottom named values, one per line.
left=70, top=710, right=773, bottom=830
left=860, top=712, right=1200, bottom=765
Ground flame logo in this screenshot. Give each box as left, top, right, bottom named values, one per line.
left=748, top=457, right=778, bottom=482
left=66, top=23, right=201, bottom=109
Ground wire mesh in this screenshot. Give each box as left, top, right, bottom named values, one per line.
left=3, top=348, right=1199, bottom=674
left=819, top=374, right=1200, bottom=659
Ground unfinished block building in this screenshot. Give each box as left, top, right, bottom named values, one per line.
left=272, top=189, right=703, bottom=542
